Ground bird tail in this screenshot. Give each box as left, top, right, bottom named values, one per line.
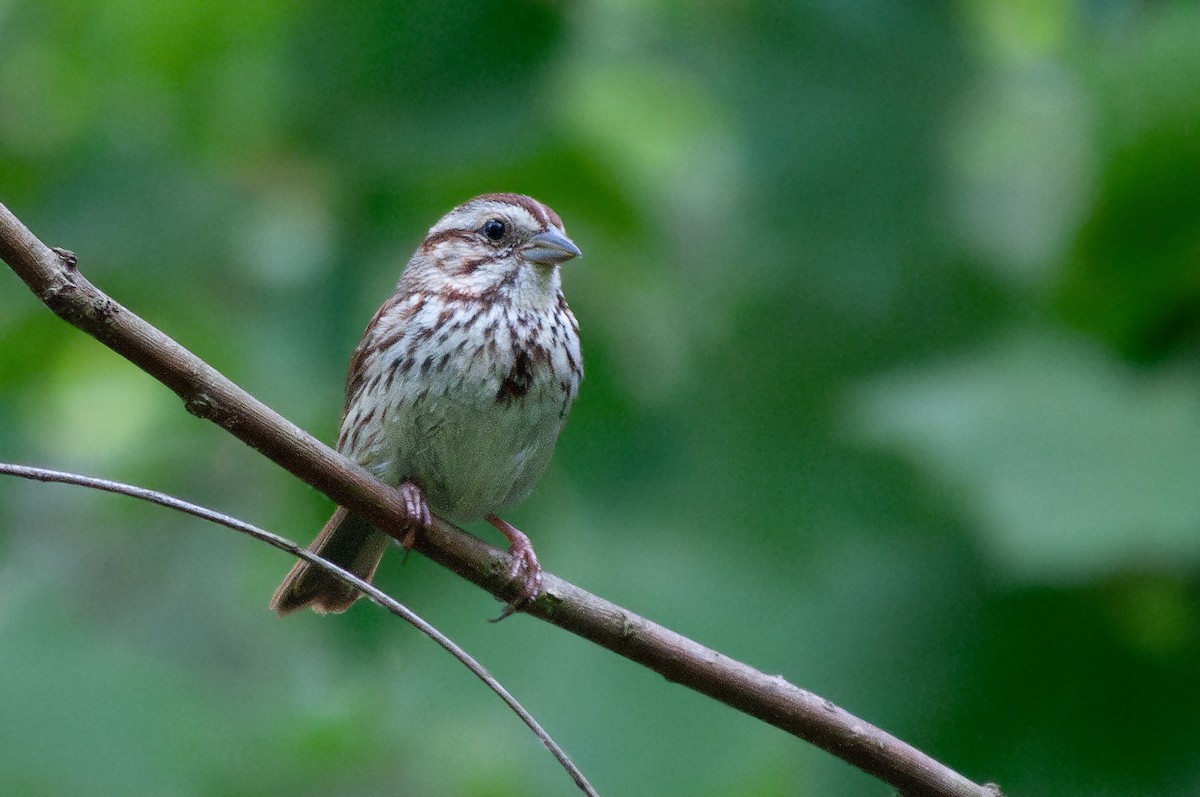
left=269, top=507, right=391, bottom=615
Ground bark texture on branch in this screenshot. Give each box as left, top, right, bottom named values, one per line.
left=0, top=199, right=1001, bottom=797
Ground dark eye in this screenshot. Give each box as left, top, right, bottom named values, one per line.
left=482, top=219, right=506, bottom=242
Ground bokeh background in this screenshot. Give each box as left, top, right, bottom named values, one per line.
left=3, top=1, right=1199, bottom=795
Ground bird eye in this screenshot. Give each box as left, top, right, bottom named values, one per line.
left=482, top=219, right=506, bottom=242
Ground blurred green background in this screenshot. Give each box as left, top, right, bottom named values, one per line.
left=2, top=1, right=1199, bottom=795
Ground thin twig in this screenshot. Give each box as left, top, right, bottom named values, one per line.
left=0, top=198, right=1002, bottom=797
left=0, top=462, right=599, bottom=797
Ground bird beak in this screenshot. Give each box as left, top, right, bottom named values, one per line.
left=522, top=229, right=582, bottom=265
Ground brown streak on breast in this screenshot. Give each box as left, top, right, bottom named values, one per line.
left=496, top=348, right=534, bottom=404
left=344, top=293, right=419, bottom=413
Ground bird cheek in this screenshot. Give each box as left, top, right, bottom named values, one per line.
left=457, top=255, right=491, bottom=275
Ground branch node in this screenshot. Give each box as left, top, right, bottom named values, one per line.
left=541, top=587, right=565, bottom=613
left=40, top=279, right=77, bottom=316
left=184, top=393, right=220, bottom=420
left=619, top=615, right=637, bottom=641
left=91, top=295, right=120, bottom=325
left=41, top=277, right=120, bottom=328
left=51, top=246, right=78, bottom=269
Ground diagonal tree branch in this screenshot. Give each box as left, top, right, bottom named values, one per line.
left=0, top=462, right=597, bottom=797
left=0, top=199, right=1002, bottom=797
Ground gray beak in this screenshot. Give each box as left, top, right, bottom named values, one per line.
left=522, top=228, right=582, bottom=265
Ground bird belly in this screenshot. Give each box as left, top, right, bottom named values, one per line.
left=353, top=368, right=572, bottom=523
left=405, top=394, right=564, bottom=522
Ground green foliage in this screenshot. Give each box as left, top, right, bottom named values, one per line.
left=2, top=1, right=1197, bottom=795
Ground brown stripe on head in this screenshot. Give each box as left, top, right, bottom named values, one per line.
left=420, top=228, right=476, bottom=252
left=470, top=193, right=560, bottom=230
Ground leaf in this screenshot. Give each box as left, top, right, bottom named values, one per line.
left=854, top=331, right=1200, bottom=582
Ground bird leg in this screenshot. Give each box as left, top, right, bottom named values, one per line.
left=485, top=512, right=542, bottom=620
left=398, top=479, right=431, bottom=560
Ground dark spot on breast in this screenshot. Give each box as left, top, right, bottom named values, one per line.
left=496, top=349, right=534, bottom=404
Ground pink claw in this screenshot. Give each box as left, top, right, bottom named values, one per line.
left=399, top=479, right=431, bottom=552
left=485, top=513, right=543, bottom=620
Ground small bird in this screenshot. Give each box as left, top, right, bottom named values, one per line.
left=271, top=193, right=582, bottom=616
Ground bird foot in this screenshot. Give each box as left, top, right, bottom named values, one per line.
left=485, top=513, right=542, bottom=621
left=398, top=479, right=431, bottom=561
